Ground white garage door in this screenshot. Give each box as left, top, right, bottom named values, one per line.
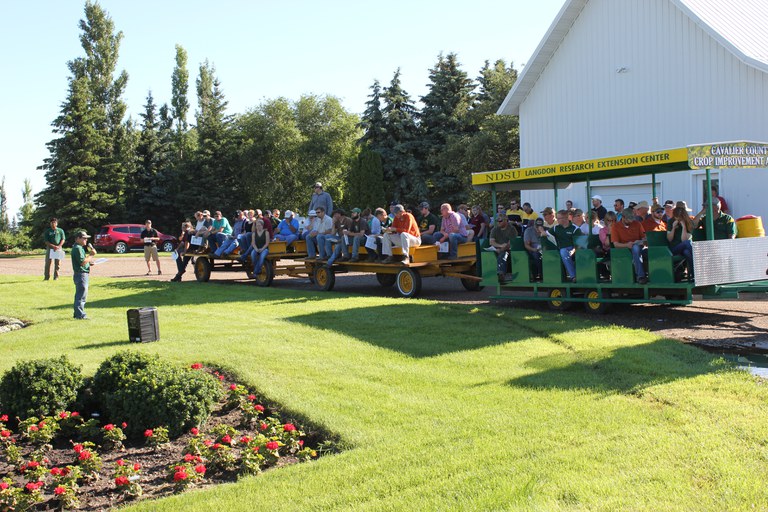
left=590, top=183, right=659, bottom=208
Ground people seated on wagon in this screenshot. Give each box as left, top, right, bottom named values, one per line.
left=382, top=204, right=421, bottom=264
left=711, top=185, right=729, bottom=214
left=524, top=218, right=543, bottom=280
left=634, top=201, right=651, bottom=221
left=469, top=205, right=490, bottom=243
left=208, top=211, right=232, bottom=253
left=539, top=209, right=581, bottom=282
left=667, top=205, right=695, bottom=279
left=589, top=211, right=603, bottom=235
left=417, top=202, right=440, bottom=245
left=214, top=210, right=246, bottom=257
left=611, top=208, right=648, bottom=284
left=367, top=208, right=387, bottom=261
left=693, top=197, right=736, bottom=240
left=322, top=209, right=352, bottom=265
left=274, top=210, right=300, bottom=246
left=540, top=207, right=556, bottom=228
left=591, top=195, right=607, bottom=221
left=456, top=204, right=475, bottom=242
left=572, top=208, right=589, bottom=235
left=305, top=206, right=333, bottom=260
left=489, top=214, right=518, bottom=284
left=520, top=202, right=539, bottom=226
left=250, top=219, right=271, bottom=278
left=613, top=199, right=625, bottom=220
left=642, top=205, right=667, bottom=232
left=597, top=211, right=617, bottom=258
left=433, top=203, right=468, bottom=259
left=662, top=200, right=675, bottom=223
left=346, top=208, right=370, bottom=262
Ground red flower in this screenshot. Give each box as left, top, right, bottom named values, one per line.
left=29, top=425, right=39, bottom=432
left=184, top=453, right=194, bottom=462
left=221, top=434, right=232, bottom=444
left=25, top=481, right=42, bottom=492
left=0, top=430, right=10, bottom=438
left=194, top=464, right=206, bottom=474
left=61, top=467, right=70, bottom=476
left=104, top=424, right=114, bottom=431
left=121, top=422, right=128, bottom=429
left=229, top=384, right=237, bottom=391
left=71, top=412, right=80, bottom=417
left=116, top=459, right=125, bottom=466
left=78, top=450, right=92, bottom=461
left=115, top=476, right=129, bottom=487
left=254, top=404, right=265, bottom=412
left=203, top=439, right=212, bottom=447
left=27, top=461, right=40, bottom=469
left=0, top=482, right=8, bottom=490
left=173, top=470, right=188, bottom=482
left=50, top=467, right=62, bottom=476
left=218, top=375, right=225, bottom=381
left=133, top=463, right=141, bottom=471
left=212, top=443, right=222, bottom=450
left=299, top=440, right=304, bottom=447
left=283, top=423, right=296, bottom=432
left=240, top=436, right=251, bottom=445
left=190, top=427, right=199, bottom=436
left=73, top=444, right=84, bottom=454
left=259, top=422, right=268, bottom=431
left=38, top=421, right=46, bottom=428
left=0, top=414, right=8, bottom=422
left=266, top=441, right=279, bottom=451
left=54, top=486, right=67, bottom=495
left=247, top=394, right=256, bottom=401
left=252, top=446, right=260, bottom=452
left=191, top=363, right=203, bottom=369
left=144, top=429, right=154, bottom=438
left=59, top=411, right=70, bottom=419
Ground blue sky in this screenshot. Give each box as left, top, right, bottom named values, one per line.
left=0, top=0, right=565, bottom=217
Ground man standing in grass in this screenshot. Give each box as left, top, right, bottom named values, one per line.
left=43, top=217, right=66, bottom=280
left=71, top=230, right=96, bottom=320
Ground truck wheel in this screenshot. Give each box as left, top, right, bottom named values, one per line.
left=584, top=289, right=611, bottom=314
left=194, top=257, right=212, bottom=282
left=547, top=288, right=572, bottom=311
left=396, top=268, right=422, bottom=298
left=254, top=260, right=274, bottom=287
left=314, top=265, right=335, bottom=291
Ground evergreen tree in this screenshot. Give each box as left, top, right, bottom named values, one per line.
left=380, top=69, right=422, bottom=204
left=358, top=80, right=387, bottom=150
left=35, top=1, right=129, bottom=237
left=418, top=53, right=476, bottom=205
left=0, top=177, right=9, bottom=232
left=18, top=179, right=36, bottom=229
left=170, top=44, right=193, bottom=161
left=347, top=148, right=384, bottom=210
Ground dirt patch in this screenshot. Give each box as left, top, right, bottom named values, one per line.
left=0, top=317, right=26, bottom=334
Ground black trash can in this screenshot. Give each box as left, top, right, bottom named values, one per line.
left=127, top=307, right=159, bottom=343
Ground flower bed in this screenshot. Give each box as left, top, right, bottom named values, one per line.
left=0, top=364, right=334, bottom=511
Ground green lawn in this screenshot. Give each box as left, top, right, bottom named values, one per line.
left=1, top=275, right=766, bottom=511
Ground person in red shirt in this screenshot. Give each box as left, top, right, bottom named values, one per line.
left=611, top=208, right=648, bottom=284
left=642, top=206, right=667, bottom=232
left=382, top=204, right=421, bottom=263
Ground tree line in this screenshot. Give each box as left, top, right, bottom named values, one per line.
left=2, top=1, right=520, bottom=249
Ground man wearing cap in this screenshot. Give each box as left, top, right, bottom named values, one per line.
left=216, top=210, right=247, bottom=257
left=208, top=211, right=232, bottom=253
left=346, top=208, right=370, bottom=262
left=662, top=200, right=675, bottom=223
left=382, top=204, right=420, bottom=264
left=140, top=220, right=162, bottom=275
left=323, top=209, right=352, bottom=265
left=634, top=201, right=650, bottom=222
left=524, top=218, right=544, bottom=279
left=489, top=214, right=518, bottom=283
left=434, top=203, right=468, bottom=259
left=540, top=207, right=556, bottom=228
left=612, top=208, right=648, bottom=284
left=591, top=195, right=607, bottom=221
left=193, top=210, right=213, bottom=252
left=642, top=205, right=667, bottom=232
left=71, top=230, right=96, bottom=320
left=43, top=217, right=66, bottom=280
left=417, top=202, right=440, bottom=245
left=305, top=207, right=334, bottom=260
left=274, top=210, right=300, bottom=246
left=300, top=209, right=317, bottom=240
left=539, top=210, right=581, bottom=282
left=308, top=182, right=333, bottom=216
left=693, top=198, right=736, bottom=240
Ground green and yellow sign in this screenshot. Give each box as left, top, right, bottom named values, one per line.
left=688, top=141, right=768, bottom=169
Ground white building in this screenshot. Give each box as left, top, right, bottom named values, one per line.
left=499, top=0, right=768, bottom=220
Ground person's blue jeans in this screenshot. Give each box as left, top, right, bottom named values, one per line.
left=630, top=243, right=646, bottom=279
left=351, top=236, right=366, bottom=259
left=306, top=235, right=319, bottom=258
left=215, top=237, right=237, bottom=257
left=448, top=233, right=468, bottom=259
left=317, top=234, right=337, bottom=259
left=671, top=240, right=693, bottom=275
left=250, top=249, right=269, bottom=276
left=275, top=233, right=298, bottom=246
left=210, top=232, right=229, bottom=252
left=73, top=272, right=89, bottom=319
left=495, top=249, right=509, bottom=274
left=559, top=247, right=576, bottom=278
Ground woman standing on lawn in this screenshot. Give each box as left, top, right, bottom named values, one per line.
left=250, top=219, right=270, bottom=278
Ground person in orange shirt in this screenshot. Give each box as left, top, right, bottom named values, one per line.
left=642, top=205, right=667, bottom=232
left=611, top=208, right=648, bottom=284
left=382, top=204, right=421, bottom=263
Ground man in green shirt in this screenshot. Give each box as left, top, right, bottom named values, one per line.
left=43, top=217, right=66, bottom=280
left=210, top=210, right=233, bottom=252
left=417, top=202, right=440, bottom=245
left=71, top=230, right=96, bottom=320
left=489, top=215, right=518, bottom=283
left=693, top=198, right=736, bottom=240
left=538, top=210, right=581, bottom=281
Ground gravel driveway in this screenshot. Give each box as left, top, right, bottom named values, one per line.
left=3, top=254, right=768, bottom=352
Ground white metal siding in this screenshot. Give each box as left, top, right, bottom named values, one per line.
left=518, top=0, right=768, bottom=221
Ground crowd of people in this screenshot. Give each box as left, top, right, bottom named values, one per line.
left=487, top=185, right=734, bottom=284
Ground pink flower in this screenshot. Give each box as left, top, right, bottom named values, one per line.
left=0, top=482, right=8, bottom=490
left=29, top=425, right=39, bottom=432
left=133, top=463, right=141, bottom=471
left=71, top=412, right=80, bottom=417
left=191, top=363, right=203, bottom=369
left=247, top=394, right=256, bottom=401
left=190, top=427, right=199, bottom=436
left=194, top=464, right=206, bottom=474
left=0, top=414, right=7, bottom=422
left=116, top=459, right=125, bottom=466
left=0, top=430, right=10, bottom=438
left=144, top=429, right=154, bottom=438
left=283, top=423, right=296, bottom=432
left=173, top=470, right=188, bottom=482
left=121, top=422, right=128, bottom=428
left=218, top=375, right=225, bottom=381
left=203, top=439, right=212, bottom=447
left=54, top=485, right=67, bottom=495
left=266, top=441, right=279, bottom=451
left=115, top=476, right=129, bottom=487
left=254, top=404, right=265, bottom=412
left=59, top=411, right=70, bottom=419
left=104, top=424, right=115, bottom=431
left=299, top=440, right=305, bottom=447
left=229, top=384, right=237, bottom=391
left=221, top=434, right=232, bottom=444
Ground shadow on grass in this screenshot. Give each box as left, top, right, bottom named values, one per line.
left=284, top=304, right=573, bottom=358
left=75, top=339, right=136, bottom=350
left=508, top=338, right=726, bottom=395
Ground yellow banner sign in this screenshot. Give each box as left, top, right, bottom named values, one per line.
left=688, top=142, right=768, bottom=169
left=471, top=148, right=688, bottom=186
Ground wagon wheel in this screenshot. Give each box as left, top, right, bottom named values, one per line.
left=253, top=260, right=274, bottom=287
left=396, top=268, right=422, bottom=298
left=314, top=265, right=335, bottom=291
left=547, top=288, right=572, bottom=311
left=584, top=288, right=611, bottom=314
left=194, top=257, right=212, bottom=282
left=376, top=273, right=397, bottom=287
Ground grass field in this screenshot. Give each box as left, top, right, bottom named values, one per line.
left=1, top=274, right=767, bottom=511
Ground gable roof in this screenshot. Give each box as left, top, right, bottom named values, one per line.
left=498, top=0, right=768, bottom=116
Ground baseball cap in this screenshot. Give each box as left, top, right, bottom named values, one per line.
left=202, top=210, right=210, bottom=215
left=534, top=218, right=544, bottom=226
left=591, top=195, right=602, bottom=201
left=313, top=182, right=322, bottom=188
left=75, top=230, right=91, bottom=238
left=540, top=207, right=554, bottom=215
left=308, top=209, right=317, bottom=217
left=636, top=201, right=649, bottom=209
left=351, top=207, right=361, bottom=214
left=419, top=201, right=430, bottom=209
left=284, top=210, right=294, bottom=218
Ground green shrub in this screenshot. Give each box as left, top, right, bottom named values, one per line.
left=91, top=351, right=159, bottom=408
left=0, top=356, right=84, bottom=419
left=100, top=360, right=221, bottom=439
